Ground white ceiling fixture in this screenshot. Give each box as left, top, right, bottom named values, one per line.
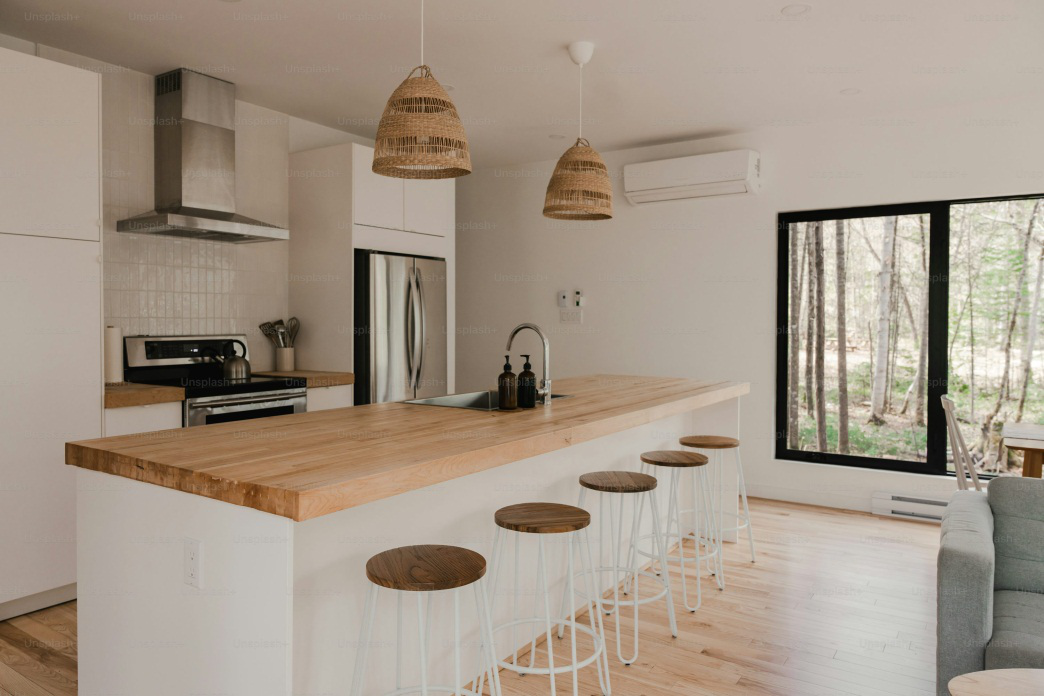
left=371, top=0, right=471, bottom=179
left=543, top=41, right=613, bottom=220
left=780, top=4, right=812, bottom=16
left=840, top=87, right=863, bottom=96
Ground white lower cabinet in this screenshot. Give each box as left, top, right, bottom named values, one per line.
left=104, top=402, right=183, bottom=437
left=306, top=385, right=354, bottom=412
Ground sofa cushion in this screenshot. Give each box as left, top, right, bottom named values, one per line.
left=986, top=590, right=1044, bottom=669
left=988, top=476, right=1044, bottom=594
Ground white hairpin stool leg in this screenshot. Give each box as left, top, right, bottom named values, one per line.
left=671, top=467, right=702, bottom=612
left=396, top=591, right=403, bottom=692
left=453, top=589, right=462, bottom=696
left=567, top=526, right=579, bottom=696
left=558, top=488, right=588, bottom=640
left=350, top=583, right=378, bottom=696
left=417, top=594, right=429, bottom=696
left=536, top=536, right=558, bottom=695
left=477, top=528, right=505, bottom=696
left=736, top=447, right=757, bottom=563
left=579, top=527, right=612, bottom=695
left=474, top=579, right=503, bottom=696
left=699, top=461, right=724, bottom=590
left=648, top=489, right=678, bottom=638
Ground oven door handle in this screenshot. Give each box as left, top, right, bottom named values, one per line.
left=187, top=394, right=301, bottom=409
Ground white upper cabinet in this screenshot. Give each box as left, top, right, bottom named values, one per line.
left=352, top=143, right=405, bottom=231
left=350, top=144, right=454, bottom=237
left=404, top=178, right=455, bottom=237
left=0, top=47, right=100, bottom=241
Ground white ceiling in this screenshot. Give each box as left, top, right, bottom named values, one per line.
left=2, top=0, right=1042, bottom=166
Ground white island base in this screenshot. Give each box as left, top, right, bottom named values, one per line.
left=76, top=397, right=742, bottom=695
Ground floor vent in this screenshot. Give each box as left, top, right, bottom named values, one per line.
left=871, top=492, right=949, bottom=523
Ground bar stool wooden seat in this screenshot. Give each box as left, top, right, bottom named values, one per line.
left=634, top=449, right=722, bottom=613
left=561, top=470, right=676, bottom=666
left=351, top=545, right=502, bottom=696
left=680, top=435, right=756, bottom=570
left=579, top=471, right=657, bottom=493
left=486, top=502, right=611, bottom=696
left=639, top=450, right=708, bottom=467
left=494, top=502, right=591, bottom=534
left=679, top=435, right=739, bottom=450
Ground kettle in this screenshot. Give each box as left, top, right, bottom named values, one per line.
left=214, top=339, right=251, bottom=380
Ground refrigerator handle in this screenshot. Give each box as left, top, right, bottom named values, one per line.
left=405, top=266, right=415, bottom=391
left=415, top=266, right=427, bottom=388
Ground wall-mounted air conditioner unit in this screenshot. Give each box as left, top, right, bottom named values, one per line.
left=623, top=149, right=760, bottom=205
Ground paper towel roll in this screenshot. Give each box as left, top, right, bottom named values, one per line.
left=104, top=326, right=123, bottom=384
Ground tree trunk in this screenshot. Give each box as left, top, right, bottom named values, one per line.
left=1016, top=239, right=1044, bottom=422
left=787, top=224, right=803, bottom=447
left=901, top=216, right=931, bottom=425
left=813, top=221, right=827, bottom=451
left=969, top=295, right=976, bottom=421
left=835, top=220, right=850, bottom=453
left=983, top=200, right=1040, bottom=444
left=885, top=268, right=900, bottom=412
left=870, top=217, right=897, bottom=424
left=857, top=226, right=918, bottom=345
left=804, top=229, right=815, bottom=414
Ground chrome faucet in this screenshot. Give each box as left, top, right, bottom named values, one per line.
left=506, top=323, right=551, bottom=406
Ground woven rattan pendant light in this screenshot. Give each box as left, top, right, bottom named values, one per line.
left=543, top=42, right=612, bottom=220
left=372, top=0, right=471, bottom=179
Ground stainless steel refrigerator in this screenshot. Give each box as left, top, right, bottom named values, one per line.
left=354, top=250, right=448, bottom=404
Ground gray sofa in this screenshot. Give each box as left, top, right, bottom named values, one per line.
left=937, top=476, right=1044, bottom=694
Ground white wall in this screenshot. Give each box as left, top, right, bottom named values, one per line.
left=289, top=115, right=373, bottom=154
left=455, top=99, right=1044, bottom=511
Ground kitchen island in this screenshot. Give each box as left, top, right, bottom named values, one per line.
left=67, top=375, right=748, bottom=695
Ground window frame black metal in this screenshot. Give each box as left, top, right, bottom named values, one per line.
left=775, top=192, right=1044, bottom=476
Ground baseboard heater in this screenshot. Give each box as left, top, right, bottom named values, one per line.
left=871, top=492, right=949, bottom=523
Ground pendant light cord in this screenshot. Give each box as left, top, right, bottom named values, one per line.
left=578, top=63, right=583, bottom=139
left=420, top=0, right=425, bottom=65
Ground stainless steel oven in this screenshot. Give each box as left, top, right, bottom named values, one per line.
left=184, top=387, right=307, bottom=427
left=123, top=335, right=308, bottom=428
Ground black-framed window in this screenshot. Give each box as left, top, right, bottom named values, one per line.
left=776, top=195, right=1044, bottom=476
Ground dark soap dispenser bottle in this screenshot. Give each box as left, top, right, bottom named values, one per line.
left=498, top=355, right=518, bottom=411
left=518, top=354, right=537, bottom=408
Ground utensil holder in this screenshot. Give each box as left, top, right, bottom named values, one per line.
left=276, top=347, right=295, bottom=372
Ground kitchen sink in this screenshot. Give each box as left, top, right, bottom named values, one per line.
left=404, top=390, right=570, bottom=411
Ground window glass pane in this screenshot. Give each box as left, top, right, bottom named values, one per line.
left=786, top=215, right=930, bottom=462
left=948, top=199, right=1044, bottom=477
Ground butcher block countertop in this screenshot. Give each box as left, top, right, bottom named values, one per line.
left=104, top=382, right=185, bottom=409
left=68, top=375, right=749, bottom=521
left=253, top=370, right=355, bottom=388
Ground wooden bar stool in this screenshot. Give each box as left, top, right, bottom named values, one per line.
left=633, top=450, right=722, bottom=612
left=680, top=435, right=757, bottom=570
left=350, top=544, right=502, bottom=696
left=558, top=471, right=677, bottom=666
left=485, top=502, right=611, bottom=696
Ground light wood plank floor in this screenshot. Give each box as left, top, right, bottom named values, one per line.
left=0, top=499, right=939, bottom=696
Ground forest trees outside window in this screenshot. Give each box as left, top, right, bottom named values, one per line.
left=776, top=197, right=1044, bottom=477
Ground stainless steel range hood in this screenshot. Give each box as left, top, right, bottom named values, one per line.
left=117, top=69, right=288, bottom=243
